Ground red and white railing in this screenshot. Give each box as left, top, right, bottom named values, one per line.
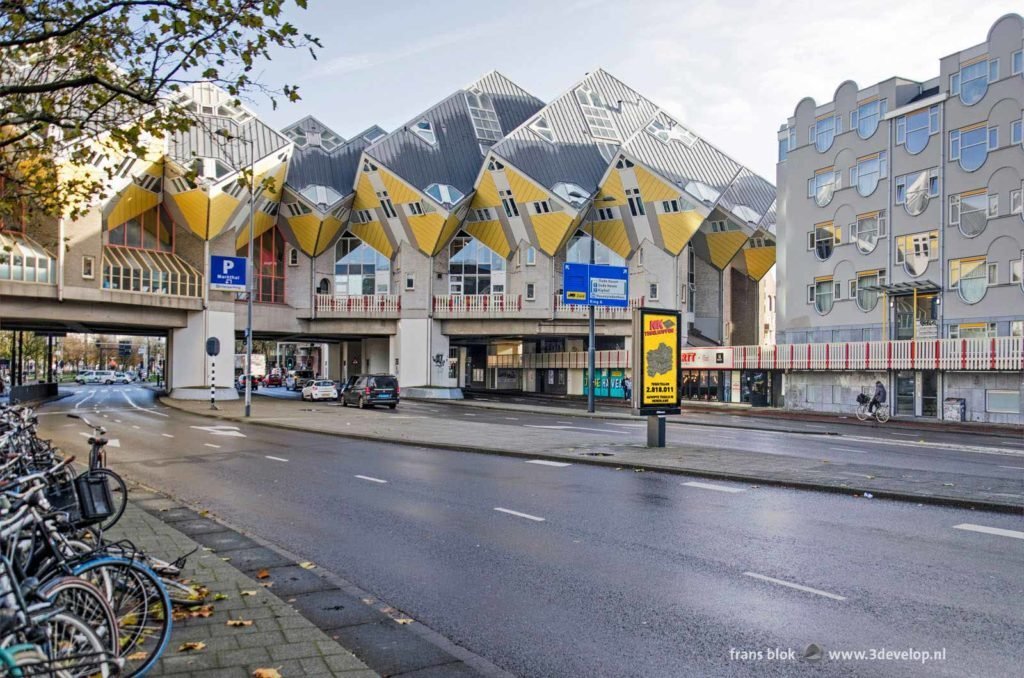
left=553, top=296, right=645, bottom=320
left=315, top=294, right=401, bottom=317
left=484, top=338, right=1023, bottom=372
left=432, top=294, right=522, bottom=318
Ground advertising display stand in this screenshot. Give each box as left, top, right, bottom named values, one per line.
left=632, top=308, right=682, bottom=447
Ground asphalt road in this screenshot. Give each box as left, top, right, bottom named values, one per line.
left=256, top=385, right=1024, bottom=481
left=37, top=385, right=1024, bottom=677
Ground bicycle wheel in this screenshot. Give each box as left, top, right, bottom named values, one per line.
left=854, top=404, right=869, bottom=421
left=38, top=576, right=119, bottom=658
left=72, top=557, right=171, bottom=677
left=89, top=469, right=128, bottom=531
left=876, top=407, right=890, bottom=423
left=37, top=612, right=113, bottom=678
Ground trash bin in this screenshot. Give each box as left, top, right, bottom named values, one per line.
left=943, top=397, right=965, bottom=422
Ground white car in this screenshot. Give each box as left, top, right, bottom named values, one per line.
left=112, top=372, right=132, bottom=384
left=78, top=370, right=116, bottom=384
left=301, top=379, right=337, bottom=401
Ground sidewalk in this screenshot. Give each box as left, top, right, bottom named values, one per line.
left=163, top=396, right=1024, bottom=513
left=461, top=390, right=1024, bottom=438
left=109, top=491, right=376, bottom=677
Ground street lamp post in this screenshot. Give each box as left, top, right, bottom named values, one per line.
left=217, top=129, right=256, bottom=417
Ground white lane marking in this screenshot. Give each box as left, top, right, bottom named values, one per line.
left=682, top=481, right=746, bottom=493
left=389, top=416, right=425, bottom=419
left=743, top=572, right=846, bottom=601
left=161, top=433, right=174, bottom=438
left=526, top=460, right=572, bottom=467
left=832, top=446, right=866, bottom=454
left=840, top=434, right=1024, bottom=457
left=189, top=425, right=246, bottom=438
left=355, top=475, right=388, bottom=484
left=265, top=455, right=289, bottom=462
left=74, top=390, right=94, bottom=409
left=610, top=423, right=645, bottom=428
left=890, top=432, right=917, bottom=437
left=953, top=524, right=1024, bottom=540
left=494, top=507, right=545, bottom=522
left=556, top=421, right=572, bottom=424
left=204, top=443, right=221, bottom=449
left=463, top=413, right=477, bottom=417
left=504, top=417, right=520, bottom=421
left=524, top=424, right=613, bottom=434
left=107, top=439, right=120, bottom=448
left=121, top=391, right=169, bottom=417
left=132, top=425, right=140, bottom=430
left=998, top=466, right=1024, bottom=470
left=114, top=419, right=121, bottom=424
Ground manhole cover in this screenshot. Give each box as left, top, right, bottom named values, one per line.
left=580, top=452, right=614, bottom=457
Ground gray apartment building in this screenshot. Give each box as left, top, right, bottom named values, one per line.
left=775, top=13, right=1024, bottom=423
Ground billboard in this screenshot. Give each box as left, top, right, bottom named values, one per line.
left=562, top=263, right=629, bottom=308
left=633, top=307, right=681, bottom=415
left=680, top=347, right=734, bottom=369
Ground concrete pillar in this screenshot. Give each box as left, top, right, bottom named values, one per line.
left=169, top=305, right=238, bottom=400
left=325, top=344, right=342, bottom=381
left=393, top=318, right=453, bottom=388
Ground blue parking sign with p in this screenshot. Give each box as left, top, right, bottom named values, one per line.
left=210, top=255, right=247, bottom=292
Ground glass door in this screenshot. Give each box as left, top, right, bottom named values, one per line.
left=895, top=372, right=915, bottom=415
left=921, top=371, right=938, bottom=417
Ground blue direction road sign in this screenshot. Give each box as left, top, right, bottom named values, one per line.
left=210, top=255, right=247, bottom=292
left=562, top=263, right=629, bottom=308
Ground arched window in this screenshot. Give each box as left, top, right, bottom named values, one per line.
left=334, top=233, right=389, bottom=295
left=449, top=231, right=506, bottom=295
left=317, top=278, right=330, bottom=295
left=566, top=230, right=625, bottom=266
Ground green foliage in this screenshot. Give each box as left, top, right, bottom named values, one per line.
left=0, top=0, right=319, bottom=222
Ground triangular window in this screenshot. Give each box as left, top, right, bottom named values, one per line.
left=412, top=119, right=437, bottom=146
left=529, top=116, right=556, bottom=144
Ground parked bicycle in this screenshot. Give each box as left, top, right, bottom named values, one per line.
left=1, top=403, right=179, bottom=676
left=855, top=393, right=891, bottom=423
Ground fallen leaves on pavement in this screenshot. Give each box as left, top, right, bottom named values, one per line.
left=178, top=641, right=206, bottom=652
left=252, top=669, right=282, bottom=678
left=240, top=590, right=258, bottom=597
left=126, top=651, right=149, bottom=661
left=298, top=561, right=316, bottom=570
left=255, top=569, right=270, bottom=579
left=226, top=619, right=254, bottom=627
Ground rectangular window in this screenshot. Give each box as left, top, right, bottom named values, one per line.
left=950, top=322, right=997, bottom=339
left=525, top=246, right=536, bottom=266
left=596, top=207, right=615, bottom=221
left=626, top=188, right=645, bottom=217
left=407, top=202, right=424, bottom=216
left=1011, top=189, right=1023, bottom=215
left=500, top=190, right=519, bottom=218
left=661, top=200, right=681, bottom=213
left=1012, top=119, right=1022, bottom=146
left=377, top=192, right=397, bottom=219
left=986, top=390, right=1021, bottom=414
left=526, top=282, right=536, bottom=300
left=404, top=274, right=415, bottom=291
left=806, top=284, right=815, bottom=304
left=988, top=127, right=998, bottom=150
left=1010, top=259, right=1022, bottom=284
left=986, top=262, right=998, bottom=285
left=82, top=255, right=95, bottom=279
left=532, top=200, right=551, bottom=214
left=987, top=194, right=999, bottom=217
left=1014, top=50, right=1023, bottom=75
left=649, top=283, right=659, bottom=300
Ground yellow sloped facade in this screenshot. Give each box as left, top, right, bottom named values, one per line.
left=706, top=230, right=750, bottom=269
left=659, top=211, right=704, bottom=255
left=464, top=219, right=510, bottom=258
left=743, top=245, right=776, bottom=281
left=589, top=220, right=631, bottom=259
left=349, top=221, right=393, bottom=259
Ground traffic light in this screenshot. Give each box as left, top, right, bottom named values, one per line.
left=119, top=340, right=131, bottom=357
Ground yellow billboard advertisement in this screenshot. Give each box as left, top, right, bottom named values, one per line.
left=636, top=308, right=681, bottom=413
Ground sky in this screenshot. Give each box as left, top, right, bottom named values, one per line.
left=246, top=0, right=1022, bottom=182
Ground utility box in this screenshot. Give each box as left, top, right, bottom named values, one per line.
left=943, top=397, right=966, bottom=422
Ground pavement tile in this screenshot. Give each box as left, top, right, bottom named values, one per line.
left=395, top=662, right=482, bottom=677
left=172, top=519, right=233, bottom=537
left=217, top=545, right=294, bottom=572
left=290, top=589, right=386, bottom=630
left=331, top=620, right=461, bottom=677
left=257, top=565, right=336, bottom=596
left=189, top=530, right=261, bottom=552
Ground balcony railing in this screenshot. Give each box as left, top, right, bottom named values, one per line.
left=315, top=294, right=401, bottom=317
left=553, top=296, right=645, bottom=320
left=432, top=294, right=522, bottom=318
left=485, top=338, right=1023, bottom=372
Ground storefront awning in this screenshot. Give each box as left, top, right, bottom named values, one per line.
left=0, top=231, right=57, bottom=283
left=102, top=246, right=203, bottom=298
left=860, top=280, right=940, bottom=295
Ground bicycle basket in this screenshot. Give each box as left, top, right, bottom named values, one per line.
left=44, top=479, right=80, bottom=517
left=856, top=393, right=869, bottom=405
left=73, top=472, right=114, bottom=525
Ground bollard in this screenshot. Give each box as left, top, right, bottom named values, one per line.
left=646, top=414, right=666, bottom=447
left=210, top=360, right=218, bottom=410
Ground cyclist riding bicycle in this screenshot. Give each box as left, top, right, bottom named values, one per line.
left=868, top=380, right=887, bottom=414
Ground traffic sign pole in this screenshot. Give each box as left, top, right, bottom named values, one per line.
left=587, top=230, right=596, bottom=414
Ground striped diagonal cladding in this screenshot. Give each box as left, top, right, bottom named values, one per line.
left=169, top=114, right=290, bottom=169
left=365, top=71, right=543, bottom=197
left=622, top=118, right=740, bottom=198
left=717, top=168, right=776, bottom=220
left=286, top=129, right=382, bottom=205
left=493, top=69, right=659, bottom=194
left=757, top=200, right=778, bottom=236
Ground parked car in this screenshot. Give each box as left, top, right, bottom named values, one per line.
left=74, top=370, right=95, bottom=384
left=286, top=370, right=314, bottom=391
left=341, top=374, right=399, bottom=409
left=112, top=372, right=132, bottom=384
left=236, top=374, right=260, bottom=392
left=302, top=379, right=338, bottom=401
left=338, top=375, right=358, bottom=398
left=85, top=370, right=117, bottom=385
left=263, top=372, right=283, bottom=387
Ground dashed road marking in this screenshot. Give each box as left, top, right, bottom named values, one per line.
left=494, top=507, right=545, bottom=522
left=204, top=443, right=221, bottom=449
left=998, top=466, right=1024, bottom=470
left=953, top=524, right=1024, bottom=540
left=132, top=425, right=140, bottom=430
left=526, top=460, right=572, bottom=467
left=682, top=481, right=746, bottom=493
left=743, top=572, right=846, bottom=601
left=832, top=446, right=866, bottom=454
left=504, top=417, right=520, bottom=421
left=355, top=475, right=388, bottom=484
left=265, top=455, right=288, bottom=462
left=161, top=433, right=174, bottom=438
left=525, top=424, right=613, bottom=434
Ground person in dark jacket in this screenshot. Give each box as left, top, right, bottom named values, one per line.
left=869, top=380, right=887, bottom=413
